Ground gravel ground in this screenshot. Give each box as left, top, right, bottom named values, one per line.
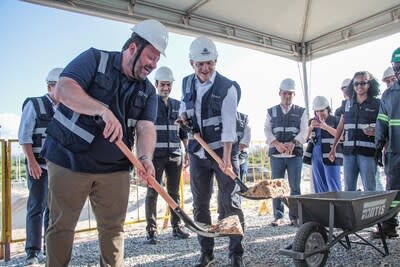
left=2, top=200, right=400, bottom=267
left=2, top=176, right=400, bottom=267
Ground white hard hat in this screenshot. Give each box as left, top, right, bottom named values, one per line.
left=131, top=19, right=168, bottom=56
left=279, top=78, right=295, bottom=91
left=46, top=67, right=63, bottom=83
left=341, top=78, right=351, bottom=88
left=382, top=67, right=395, bottom=81
left=312, top=96, right=330, bottom=110
left=189, top=36, right=218, bottom=62
left=155, top=66, right=174, bottom=82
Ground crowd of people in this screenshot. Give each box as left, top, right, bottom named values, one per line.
left=17, top=18, right=400, bottom=267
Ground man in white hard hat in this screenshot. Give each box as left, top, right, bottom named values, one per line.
left=382, top=66, right=397, bottom=89
left=264, top=78, right=308, bottom=227
left=144, top=66, right=189, bottom=244
left=334, top=78, right=351, bottom=118
left=41, top=19, right=168, bottom=266
left=178, top=36, right=244, bottom=267
left=18, top=67, right=63, bottom=265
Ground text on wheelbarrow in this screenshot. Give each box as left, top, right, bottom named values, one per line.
left=361, top=199, right=386, bottom=220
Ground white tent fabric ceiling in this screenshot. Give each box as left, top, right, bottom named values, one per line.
left=24, top=0, right=400, bottom=61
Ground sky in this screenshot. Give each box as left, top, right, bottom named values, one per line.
left=0, top=0, right=399, bottom=140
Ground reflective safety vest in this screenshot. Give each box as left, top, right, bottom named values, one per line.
left=267, top=104, right=305, bottom=156
left=303, top=115, right=343, bottom=166
left=154, top=96, right=185, bottom=158
left=236, top=112, right=248, bottom=142
left=182, top=72, right=241, bottom=157
left=342, top=96, right=380, bottom=156
left=376, top=82, right=400, bottom=153
left=22, top=95, right=54, bottom=165
left=47, top=48, right=155, bottom=155
left=237, top=112, right=249, bottom=161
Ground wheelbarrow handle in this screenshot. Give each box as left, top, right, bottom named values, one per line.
left=115, top=140, right=220, bottom=238
left=192, top=133, right=249, bottom=193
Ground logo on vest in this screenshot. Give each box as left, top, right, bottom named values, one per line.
left=361, top=199, right=386, bottom=220
left=211, top=94, right=221, bottom=99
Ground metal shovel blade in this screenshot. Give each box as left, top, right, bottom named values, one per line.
left=115, top=141, right=220, bottom=238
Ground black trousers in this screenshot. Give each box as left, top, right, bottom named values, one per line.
left=189, top=153, right=244, bottom=257
left=145, top=156, right=182, bottom=231
left=383, top=152, right=400, bottom=227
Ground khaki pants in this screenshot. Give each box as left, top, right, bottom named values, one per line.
left=45, top=161, right=130, bottom=267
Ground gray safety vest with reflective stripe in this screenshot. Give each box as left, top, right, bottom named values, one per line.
left=267, top=104, right=305, bottom=156
left=22, top=95, right=54, bottom=165
left=182, top=72, right=240, bottom=158
left=342, top=96, right=380, bottom=156
left=154, top=96, right=183, bottom=158
left=303, top=115, right=343, bottom=166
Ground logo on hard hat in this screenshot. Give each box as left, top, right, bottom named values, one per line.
left=201, top=48, right=210, bottom=55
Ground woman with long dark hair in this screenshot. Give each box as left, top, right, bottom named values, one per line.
left=328, top=71, right=380, bottom=191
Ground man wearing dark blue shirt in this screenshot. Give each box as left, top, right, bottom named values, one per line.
left=42, top=19, right=168, bottom=267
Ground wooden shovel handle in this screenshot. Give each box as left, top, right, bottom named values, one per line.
left=192, top=133, right=238, bottom=179
left=116, top=141, right=178, bottom=209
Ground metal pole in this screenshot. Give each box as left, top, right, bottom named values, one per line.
left=302, top=53, right=310, bottom=119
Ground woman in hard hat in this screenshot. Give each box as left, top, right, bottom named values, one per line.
left=304, top=96, right=342, bottom=193
left=328, top=71, right=380, bottom=192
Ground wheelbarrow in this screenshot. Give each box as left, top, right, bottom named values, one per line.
left=279, top=190, right=400, bottom=267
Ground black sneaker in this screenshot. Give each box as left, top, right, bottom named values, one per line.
left=173, top=226, right=190, bottom=239
left=25, top=253, right=39, bottom=266
left=194, top=252, right=215, bottom=267
left=144, top=231, right=158, bottom=244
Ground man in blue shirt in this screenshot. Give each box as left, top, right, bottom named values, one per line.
left=18, top=67, right=63, bottom=265
left=41, top=19, right=168, bottom=266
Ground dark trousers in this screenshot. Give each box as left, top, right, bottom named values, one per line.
left=25, top=167, right=49, bottom=255
left=270, top=156, right=302, bottom=220
left=145, top=156, right=182, bottom=231
left=189, top=154, right=244, bottom=257
left=383, top=153, right=400, bottom=227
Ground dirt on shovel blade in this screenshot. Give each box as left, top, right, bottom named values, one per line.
left=240, top=179, right=290, bottom=199
left=208, top=215, right=243, bottom=236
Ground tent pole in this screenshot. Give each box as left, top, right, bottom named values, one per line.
left=301, top=52, right=310, bottom=119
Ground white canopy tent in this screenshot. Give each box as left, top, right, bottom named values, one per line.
left=23, top=0, right=400, bottom=114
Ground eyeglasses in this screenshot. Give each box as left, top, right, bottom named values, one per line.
left=354, top=81, right=369, bottom=87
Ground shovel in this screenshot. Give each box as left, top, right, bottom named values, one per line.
left=115, top=140, right=221, bottom=238
left=189, top=133, right=272, bottom=200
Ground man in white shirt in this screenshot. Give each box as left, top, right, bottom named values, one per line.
left=264, top=78, right=308, bottom=227
left=179, top=36, right=244, bottom=267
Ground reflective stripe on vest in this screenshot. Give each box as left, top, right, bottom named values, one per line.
left=155, top=142, right=180, bottom=148
left=343, top=140, right=376, bottom=148
left=98, top=51, right=109, bottom=74
left=155, top=124, right=178, bottom=131
left=208, top=140, right=223, bottom=150
left=53, top=111, right=95, bottom=143
left=344, top=123, right=370, bottom=130
left=272, top=126, right=299, bottom=134
left=37, top=98, right=46, bottom=114
left=202, top=116, right=222, bottom=127
left=128, top=119, right=137, bottom=128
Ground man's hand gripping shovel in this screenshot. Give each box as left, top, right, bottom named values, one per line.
left=176, top=119, right=275, bottom=200
left=116, top=140, right=243, bottom=237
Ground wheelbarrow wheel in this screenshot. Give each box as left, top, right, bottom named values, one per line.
left=292, top=222, right=328, bottom=267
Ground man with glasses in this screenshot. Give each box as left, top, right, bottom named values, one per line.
left=374, top=47, right=400, bottom=238
left=264, top=78, right=308, bottom=227
left=382, top=66, right=397, bottom=90
left=18, top=67, right=63, bottom=265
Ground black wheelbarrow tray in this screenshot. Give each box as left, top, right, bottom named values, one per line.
left=279, top=190, right=400, bottom=267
